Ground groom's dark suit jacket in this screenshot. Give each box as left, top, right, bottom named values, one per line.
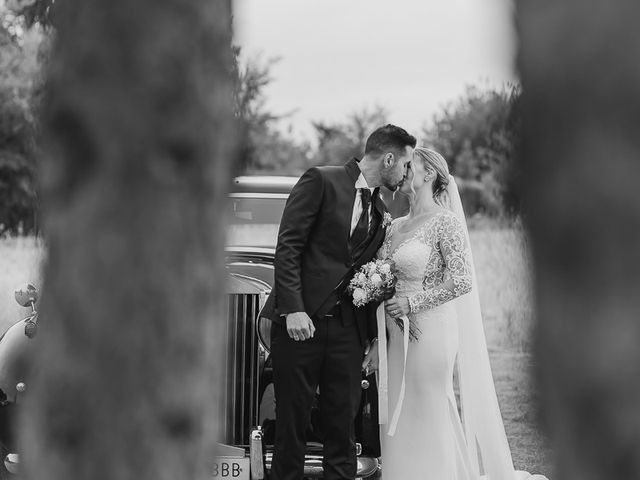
left=261, top=158, right=388, bottom=344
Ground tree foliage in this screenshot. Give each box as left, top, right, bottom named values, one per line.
left=422, top=84, right=522, bottom=216
left=0, top=10, right=46, bottom=234
left=232, top=51, right=310, bottom=173
left=6, top=0, right=53, bottom=28
left=310, top=105, right=388, bottom=167
left=232, top=55, right=389, bottom=175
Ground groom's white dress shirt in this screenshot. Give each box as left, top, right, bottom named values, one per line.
left=350, top=173, right=375, bottom=237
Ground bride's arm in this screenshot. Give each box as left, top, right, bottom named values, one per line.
left=407, top=214, right=473, bottom=313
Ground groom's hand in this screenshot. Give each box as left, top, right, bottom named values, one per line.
left=285, top=312, right=316, bottom=341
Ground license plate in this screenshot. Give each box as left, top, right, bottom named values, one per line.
left=212, top=457, right=250, bottom=479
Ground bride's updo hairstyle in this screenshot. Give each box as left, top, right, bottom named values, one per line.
left=413, top=147, right=450, bottom=208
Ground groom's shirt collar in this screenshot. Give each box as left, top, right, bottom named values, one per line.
left=355, top=173, right=374, bottom=192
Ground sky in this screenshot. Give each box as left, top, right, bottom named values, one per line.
left=234, top=0, right=517, bottom=142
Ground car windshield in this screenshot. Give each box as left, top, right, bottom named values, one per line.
left=227, top=195, right=287, bottom=247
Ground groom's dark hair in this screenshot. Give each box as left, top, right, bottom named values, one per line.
left=364, top=124, right=417, bottom=157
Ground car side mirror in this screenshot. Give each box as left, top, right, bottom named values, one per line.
left=15, top=284, right=38, bottom=309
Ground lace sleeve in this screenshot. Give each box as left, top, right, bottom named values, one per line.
left=408, top=213, right=473, bottom=313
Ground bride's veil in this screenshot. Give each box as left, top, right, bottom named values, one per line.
left=447, top=175, right=516, bottom=478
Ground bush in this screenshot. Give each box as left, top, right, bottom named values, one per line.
left=456, top=177, right=502, bottom=217
left=422, top=84, right=522, bottom=217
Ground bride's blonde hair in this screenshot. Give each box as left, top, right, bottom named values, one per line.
left=413, top=147, right=451, bottom=208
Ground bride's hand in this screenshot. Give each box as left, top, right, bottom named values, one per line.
left=385, top=296, right=410, bottom=318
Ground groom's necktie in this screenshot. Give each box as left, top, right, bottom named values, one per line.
left=350, top=188, right=371, bottom=253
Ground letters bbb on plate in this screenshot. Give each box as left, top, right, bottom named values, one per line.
left=212, top=457, right=250, bottom=479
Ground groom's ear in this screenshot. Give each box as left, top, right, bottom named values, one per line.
left=383, top=152, right=395, bottom=168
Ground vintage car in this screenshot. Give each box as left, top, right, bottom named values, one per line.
left=0, top=283, right=38, bottom=478
left=0, top=176, right=382, bottom=479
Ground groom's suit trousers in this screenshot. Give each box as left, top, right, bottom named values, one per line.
left=270, top=304, right=363, bottom=480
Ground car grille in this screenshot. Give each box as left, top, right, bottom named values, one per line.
left=220, top=293, right=263, bottom=445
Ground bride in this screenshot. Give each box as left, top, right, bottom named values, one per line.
left=362, top=147, right=548, bottom=480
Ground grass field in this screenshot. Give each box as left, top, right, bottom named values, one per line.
left=470, top=227, right=553, bottom=476
left=0, top=228, right=552, bottom=476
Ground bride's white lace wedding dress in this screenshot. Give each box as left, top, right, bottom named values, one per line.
left=378, top=210, right=476, bottom=479
left=377, top=209, right=548, bottom=480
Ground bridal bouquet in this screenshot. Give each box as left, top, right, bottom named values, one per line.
left=347, top=259, right=397, bottom=307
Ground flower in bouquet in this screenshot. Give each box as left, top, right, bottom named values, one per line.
left=347, top=259, right=397, bottom=307
left=352, top=287, right=367, bottom=305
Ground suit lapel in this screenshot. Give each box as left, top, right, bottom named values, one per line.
left=344, top=157, right=361, bottom=181
left=340, top=158, right=361, bottom=258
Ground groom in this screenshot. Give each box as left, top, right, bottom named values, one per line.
left=261, top=124, right=416, bottom=480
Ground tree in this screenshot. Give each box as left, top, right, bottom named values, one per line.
left=423, top=84, right=522, bottom=216
left=232, top=51, right=310, bottom=174
left=20, top=2, right=237, bottom=480
left=518, top=0, right=640, bottom=479
left=5, top=0, right=52, bottom=28
left=0, top=7, right=46, bottom=234
left=0, top=86, right=37, bottom=234
left=311, top=105, right=388, bottom=168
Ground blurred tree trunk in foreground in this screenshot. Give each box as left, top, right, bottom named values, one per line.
left=518, top=1, right=640, bottom=479
left=21, top=0, right=237, bottom=479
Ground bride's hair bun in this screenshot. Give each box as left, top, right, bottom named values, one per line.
left=413, top=147, right=451, bottom=208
